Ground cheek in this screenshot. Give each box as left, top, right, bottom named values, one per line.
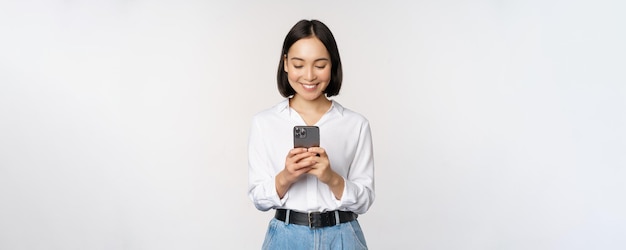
left=320, top=69, right=332, bottom=81
left=286, top=71, right=299, bottom=83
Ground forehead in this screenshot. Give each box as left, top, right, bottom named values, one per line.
left=287, top=37, right=330, bottom=59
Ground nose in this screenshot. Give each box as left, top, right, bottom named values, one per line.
left=304, top=67, right=316, bottom=81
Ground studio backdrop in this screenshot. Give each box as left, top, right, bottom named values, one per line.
left=1, top=1, right=624, bottom=249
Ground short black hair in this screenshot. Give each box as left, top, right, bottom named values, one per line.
left=277, top=19, right=343, bottom=98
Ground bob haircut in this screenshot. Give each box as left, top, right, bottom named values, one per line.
left=277, top=19, right=343, bottom=98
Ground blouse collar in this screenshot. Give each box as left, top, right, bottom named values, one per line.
left=276, top=98, right=344, bottom=116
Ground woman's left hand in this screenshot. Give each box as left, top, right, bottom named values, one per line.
left=303, top=147, right=332, bottom=183
left=305, top=147, right=345, bottom=199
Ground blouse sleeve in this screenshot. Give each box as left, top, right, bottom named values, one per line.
left=247, top=118, right=286, bottom=211
left=336, top=121, right=375, bottom=214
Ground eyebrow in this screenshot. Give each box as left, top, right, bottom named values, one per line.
left=290, top=57, right=330, bottom=62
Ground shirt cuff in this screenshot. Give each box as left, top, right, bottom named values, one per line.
left=268, top=178, right=288, bottom=206
left=333, top=176, right=352, bottom=207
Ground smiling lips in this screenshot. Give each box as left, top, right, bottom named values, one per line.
left=301, top=83, right=318, bottom=90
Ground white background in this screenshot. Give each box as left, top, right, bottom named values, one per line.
left=1, top=0, right=625, bottom=249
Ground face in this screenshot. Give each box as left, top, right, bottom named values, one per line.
left=284, top=37, right=332, bottom=102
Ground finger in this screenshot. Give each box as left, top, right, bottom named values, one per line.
left=292, top=152, right=317, bottom=163
left=289, top=165, right=313, bottom=176
left=298, top=156, right=319, bottom=168
left=306, top=147, right=326, bottom=156
left=295, top=166, right=313, bottom=173
left=287, top=152, right=312, bottom=166
left=287, top=163, right=310, bottom=175
left=288, top=148, right=308, bottom=157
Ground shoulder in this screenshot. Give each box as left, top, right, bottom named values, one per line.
left=332, top=100, right=370, bottom=126
left=251, top=99, right=290, bottom=124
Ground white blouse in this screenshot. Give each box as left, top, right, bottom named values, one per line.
left=248, top=99, right=375, bottom=214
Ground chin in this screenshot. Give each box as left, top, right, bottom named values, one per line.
left=304, top=94, right=326, bottom=101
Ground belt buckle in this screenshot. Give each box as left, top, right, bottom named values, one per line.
left=308, top=211, right=320, bottom=228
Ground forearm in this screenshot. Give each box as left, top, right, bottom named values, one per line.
left=275, top=171, right=292, bottom=199
left=326, top=172, right=345, bottom=200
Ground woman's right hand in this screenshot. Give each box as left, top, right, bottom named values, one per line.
left=275, top=148, right=316, bottom=198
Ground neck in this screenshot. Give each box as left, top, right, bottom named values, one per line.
left=289, top=95, right=332, bottom=112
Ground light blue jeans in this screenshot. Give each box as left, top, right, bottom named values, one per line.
left=262, top=218, right=368, bottom=250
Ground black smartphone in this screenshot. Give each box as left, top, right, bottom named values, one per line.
left=293, top=126, right=320, bottom=148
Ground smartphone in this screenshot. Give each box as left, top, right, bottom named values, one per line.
left=293, top=126, right=320, bottom=148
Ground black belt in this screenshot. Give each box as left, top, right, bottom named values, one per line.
left=275, top=209, right=357, bottom=228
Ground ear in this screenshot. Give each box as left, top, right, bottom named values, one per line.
left=283, top=54, right=288, bottom=73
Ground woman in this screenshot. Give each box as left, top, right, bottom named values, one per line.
left=248, top=19, right=375, bottom=249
